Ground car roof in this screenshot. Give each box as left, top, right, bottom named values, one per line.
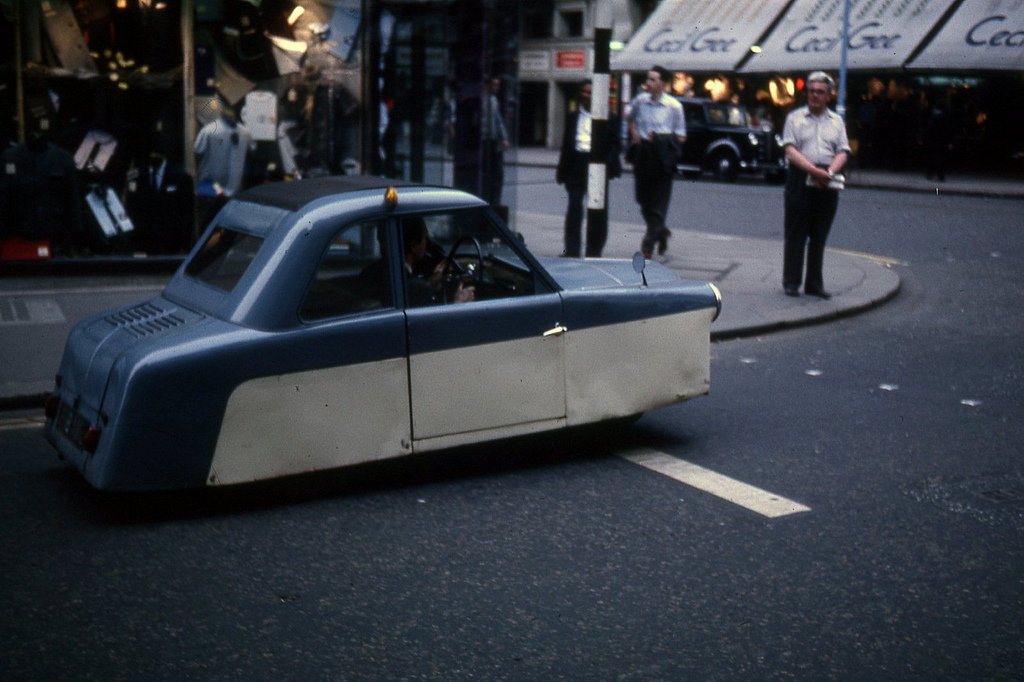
left=238, top=176, right=421, bottom=212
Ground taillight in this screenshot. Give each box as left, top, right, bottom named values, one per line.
left=83, top=427, right=102, bottom=453
left=44, top=395, right=60, bottom=420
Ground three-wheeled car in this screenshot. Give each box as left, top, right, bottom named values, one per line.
left=45, top=177, right=721, bottom=490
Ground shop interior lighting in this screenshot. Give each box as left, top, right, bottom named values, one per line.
left=288, top=6, right=305, bottom=25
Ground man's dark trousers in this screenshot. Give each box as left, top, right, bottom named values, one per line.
left=633, top=137, right=676, bottom=256
left=783, top=168, right=839, bottom=292
left=562, top=151, right=607, bottom=257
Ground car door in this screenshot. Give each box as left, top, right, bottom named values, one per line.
left=401, top=209, right=566, bottom=447
left=208, top=219, right=413, bottom=484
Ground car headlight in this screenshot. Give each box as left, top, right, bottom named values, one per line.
left=747, top=132, right=759, bottom=146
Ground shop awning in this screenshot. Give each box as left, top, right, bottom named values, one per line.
left=740, top=0, right=960, bottom=74
left=908, top=0, right=1024, bottom=71
left=611, top=0, right=791, bottom=73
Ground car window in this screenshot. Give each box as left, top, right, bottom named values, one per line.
left=185, top=226, right=264, bottom=293
left=402, top=208, right=546, bottom=308
left=685, top=104, right=707, bottom=127
left=707, top=103, right=747, bottom=128
left=300, top=220, right=392, bottom=321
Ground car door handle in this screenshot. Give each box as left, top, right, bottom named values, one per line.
left=543, top=324, right=567, bottom=337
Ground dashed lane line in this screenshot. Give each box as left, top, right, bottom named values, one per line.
left=620, top=449, right=811, bottom=518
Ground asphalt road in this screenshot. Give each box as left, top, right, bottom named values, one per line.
left=2, top=179, right=1022, bottom=680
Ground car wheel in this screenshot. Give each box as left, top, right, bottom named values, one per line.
left=711, top=152, right=739, bottom=182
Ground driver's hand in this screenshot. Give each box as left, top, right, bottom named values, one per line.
left=428, top=260, right=448, bottom=288
left=455, top=282, right=475, bottom=303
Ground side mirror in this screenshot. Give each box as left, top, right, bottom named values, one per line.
left=632, top=251, right=648, bottom=287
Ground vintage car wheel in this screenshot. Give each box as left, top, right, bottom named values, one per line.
left=711, top=151, right=739, bottom=182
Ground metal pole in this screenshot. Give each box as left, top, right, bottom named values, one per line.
left=14, top=0, right=25, bottom=143
left=837, top=0, right=850, bottom=119
left=182, top=0, right=196, bottom=178
left=586, top=0, right=611, bottom=257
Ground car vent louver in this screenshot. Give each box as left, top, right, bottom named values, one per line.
left=105, top=302, right=188, bottom=338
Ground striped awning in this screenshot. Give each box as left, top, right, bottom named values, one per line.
left=908, top=0, right=1024, bottom=71
left=611, top=0, right=791, bottom=73
left=739, top=0, right=960, bottom=73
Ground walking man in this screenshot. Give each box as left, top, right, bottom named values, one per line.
left=628, top=66, right=685, bottom=259
left=556, top=79, right=622, bottom=257
left=781, top=71, right=851, bottom=299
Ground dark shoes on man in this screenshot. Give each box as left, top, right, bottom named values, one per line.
left=642, top=229, right=673, bottom=260
left=805, top=287, right=832, bottom=299
left=658, top=229, right=671, bottom=255
left=784, top=286, right=832, bottom=299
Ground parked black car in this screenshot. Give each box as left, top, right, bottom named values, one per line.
left=678, top=98, right=786, bottom=184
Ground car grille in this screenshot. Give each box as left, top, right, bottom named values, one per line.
left=105, top=302, right=187, bottom=338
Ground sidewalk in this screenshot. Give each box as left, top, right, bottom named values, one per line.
left=3, top=156, right=1019, bottom=409
left=510, top=146, right=1023, bottom=335
left=514, top=146, right=1024, bottom=199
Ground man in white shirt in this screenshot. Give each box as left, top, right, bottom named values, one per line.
left=780, top=71, right=851, bottom=299
left=628, top=66, right=686, bottom=259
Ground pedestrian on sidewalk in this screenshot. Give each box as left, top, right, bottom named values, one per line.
left=780, top=71, right=850, bottom=299
left=556, top=79, right=622, bottom=257
left=628, top=66, right=686, bottom=259
left=482, top=76, right=511, bottom=207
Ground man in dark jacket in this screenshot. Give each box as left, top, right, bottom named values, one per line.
left=556, top=79, right=622, bottom=258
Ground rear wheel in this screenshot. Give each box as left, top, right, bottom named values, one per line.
left=711, top=151, right=739, bottom=182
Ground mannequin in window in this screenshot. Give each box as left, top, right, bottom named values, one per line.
left=194, top=102, right=252, bottom=228
left=194, top=103, right=252, bottom=199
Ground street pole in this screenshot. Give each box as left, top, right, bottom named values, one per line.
left=837, top=0, right=850, bottom=119
left=587, top=0, right=611, bottom=257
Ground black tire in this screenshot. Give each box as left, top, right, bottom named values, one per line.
left=711, top=151, right=739, bottom=182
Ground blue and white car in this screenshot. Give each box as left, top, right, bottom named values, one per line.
left=44, top=176, right=721, bottom=490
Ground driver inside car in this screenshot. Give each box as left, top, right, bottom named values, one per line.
left=403, top=217, right=476, bottom=307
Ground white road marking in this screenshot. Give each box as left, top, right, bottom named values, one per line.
left=0, top=416, right=45, bottom=431
left=621, top=449, right=811, bottom=518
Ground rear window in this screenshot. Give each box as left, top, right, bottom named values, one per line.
left=185, top=227, right=264, bottom=292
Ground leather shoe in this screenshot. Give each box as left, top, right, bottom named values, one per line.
left=657, top=229, right=671, bottom=255
left=805, top=287, right=831, bottom=299
left=784, top=286, right=800, bottom=297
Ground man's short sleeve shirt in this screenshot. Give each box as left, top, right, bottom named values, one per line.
left=781, top=106, right=851, bottom=166
left=630, top=92, right=686, bottom=140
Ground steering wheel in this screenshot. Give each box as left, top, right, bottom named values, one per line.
left=441, top=235, right=484, bottom=303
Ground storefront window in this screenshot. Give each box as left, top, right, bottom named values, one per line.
left=1, top=0, right=523, bottom=262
